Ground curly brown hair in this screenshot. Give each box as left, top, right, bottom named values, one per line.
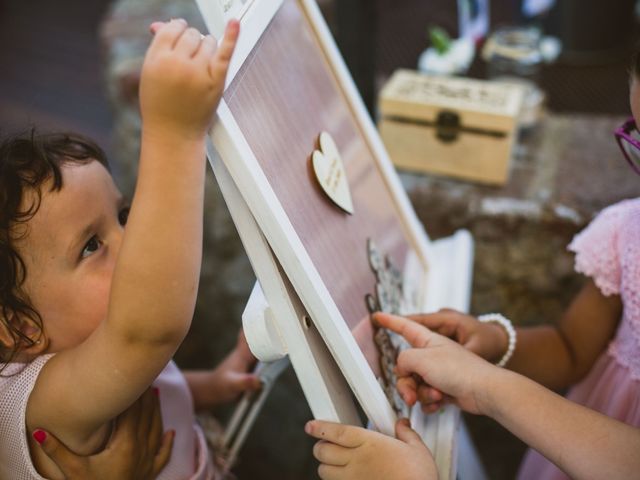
left=0, top=130, right=109, bottom=369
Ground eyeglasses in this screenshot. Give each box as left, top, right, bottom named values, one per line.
left=615, top=117, right=640, bottom=175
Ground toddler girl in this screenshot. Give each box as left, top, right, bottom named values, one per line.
left=0, top=19, right=258, bottom=480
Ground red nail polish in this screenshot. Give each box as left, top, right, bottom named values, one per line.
left=152, top=387, right=159, bottom=396
left=33, top=430, right=47, bottom=444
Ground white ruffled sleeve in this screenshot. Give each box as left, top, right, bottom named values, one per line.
left=568, top=202, right=629, bottom=296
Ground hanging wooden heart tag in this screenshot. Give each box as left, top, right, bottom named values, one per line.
left=312, top=131, right=354, bottom=215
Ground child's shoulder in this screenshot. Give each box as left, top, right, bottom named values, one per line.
left=568, top=198, right=640, bottom=296
left=597, top=197, right=640, bottom=219
left=581, top=198, right=640, bottom=238
left=0, top=355, right=53, bottom=394
left=0, top=355, right=55, bottom=480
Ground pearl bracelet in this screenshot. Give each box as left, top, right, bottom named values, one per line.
left=478, top=313, right=516, bottom=367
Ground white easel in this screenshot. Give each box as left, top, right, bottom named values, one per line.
left=195, top=1, right=488, bottom=477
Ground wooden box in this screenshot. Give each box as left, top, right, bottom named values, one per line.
left=378, top=70, right=525, bottom=185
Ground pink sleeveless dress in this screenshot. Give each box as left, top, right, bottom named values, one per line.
left=518, top=198, right=640, bottom=480
left=0, top=357, right=216, bottom=479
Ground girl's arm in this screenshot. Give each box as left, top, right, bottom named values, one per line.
left=27, top=20, right=240, bottom=460
left=506, top=279, right=621, bottom=389
left=483, top=368, right=640, bottom=480
left=377, top=313, right=640, bottom=480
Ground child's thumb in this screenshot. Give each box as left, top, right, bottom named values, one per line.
left=395, top=418, right=424, bottom=447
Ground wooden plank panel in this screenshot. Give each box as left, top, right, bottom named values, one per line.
left=224, top=0, right=421, bottom=333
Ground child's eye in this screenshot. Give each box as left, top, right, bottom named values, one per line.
left=81, top=236, right=102, bottom=259
left=118, top=207, right=130, bottom=226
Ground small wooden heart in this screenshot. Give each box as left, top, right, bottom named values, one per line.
left=312, top=131, right=354, bottom=215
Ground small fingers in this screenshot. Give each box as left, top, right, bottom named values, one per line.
left=150, top=21, right=165, bottom=35
left=405, top=312, right=448, bottom=330
left=312, top=440, right=350, bottom=467
left=209, top=20, right=240, bottom=80
left=422, top=402, right=444, bottom=414
left=373, top=313, right=432, bottom=348
left=174, top=27, right=206, bottom=58
left=195, top=34, right=217, bottom=65
left=242, top=373, right=263, bottom=391
left=228, top=373, right=262, bottom=397
left=395, top=348, right=433, bottom=379
left=305, top=420, right=363, bottom=448
left=148, top=18, right=188, bottom=53
left=405, top=310, right=466, bottom=337
left=394, top=418, right=425, bottom=447
left=396, top=375, right=418, bottom=406
left=416, top=385, right=444, bottom=406
left=419, top=389, right=452, bottom=414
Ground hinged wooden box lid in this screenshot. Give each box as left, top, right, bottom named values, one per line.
left=378, top=70, right=525, bottom=185
left=379, top=69, right=524, bottom=132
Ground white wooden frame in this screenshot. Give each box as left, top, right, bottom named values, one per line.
left=197, top=1, right=481, bottom=477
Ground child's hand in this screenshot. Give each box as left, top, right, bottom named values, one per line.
left=185, top=331, right=261, bottom=409
left=305, top=419, right=437, bottom=480
left=386, top=310, right=506, bottom=412
left=405, top=309, right=508, bottom=362
left=209, top=331, right=261, bottom=404
left=375, top=312, right=497, bottom=415
left=139, top=18, right=239, bottom=142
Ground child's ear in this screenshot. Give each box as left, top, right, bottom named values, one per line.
left=0, top=319, right=16, bottom=350
left=0, top=314, right=46, bottom=354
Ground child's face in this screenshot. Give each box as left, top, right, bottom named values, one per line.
left=15, top=161, right=128, bottom=353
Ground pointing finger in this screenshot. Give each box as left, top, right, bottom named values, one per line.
left=374, top=313, right=433, bottom=348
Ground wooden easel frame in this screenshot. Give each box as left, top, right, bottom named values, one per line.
left=197, top=1, right=482, bottom=477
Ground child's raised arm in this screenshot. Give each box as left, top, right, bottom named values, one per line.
left=27, top=19, right=239, bottom=458
left=376, top=312, right=640, bottom=480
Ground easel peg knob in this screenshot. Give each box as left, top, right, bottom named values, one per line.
left=242, top=283, right=287, bottom=362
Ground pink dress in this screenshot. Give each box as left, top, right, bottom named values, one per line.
left=518, top=198, right=640, bottom=480
left=0, top=357, right=216, bottom=479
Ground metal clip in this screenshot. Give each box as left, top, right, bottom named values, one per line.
left=435, top=110, right=460, bottom=143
